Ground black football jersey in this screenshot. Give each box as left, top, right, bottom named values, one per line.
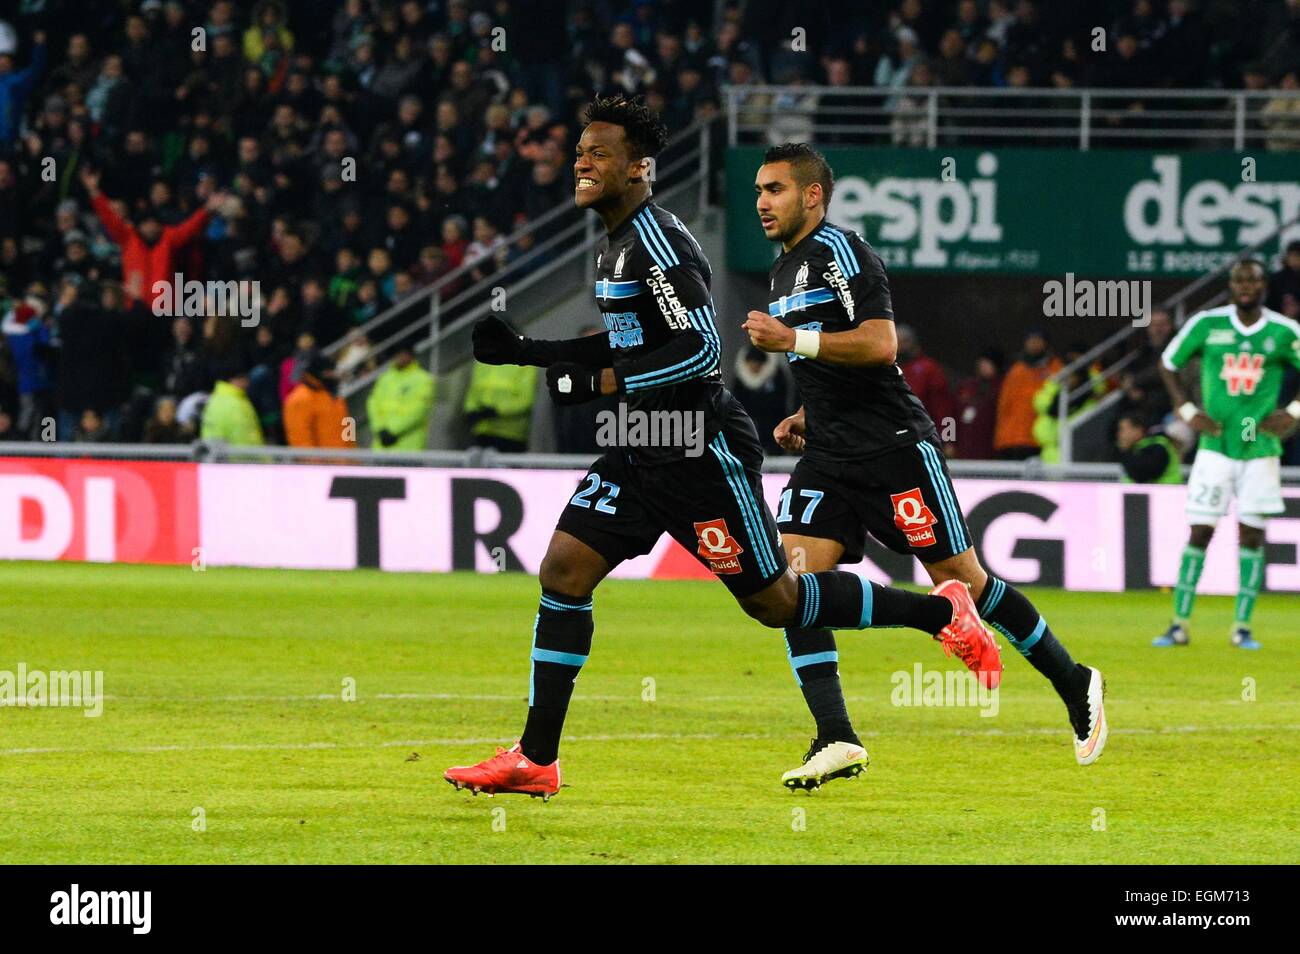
left=594, top=197, right=732, bottom=463
left=767, top=221, right=934, bottom=461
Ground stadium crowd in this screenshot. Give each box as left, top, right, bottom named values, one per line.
left=0, top=0, right=1299, bottom=459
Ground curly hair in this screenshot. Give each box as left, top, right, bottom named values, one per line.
left=763, top=142, right=834, bottom=206
left=582, top=94, right=669, bottom=159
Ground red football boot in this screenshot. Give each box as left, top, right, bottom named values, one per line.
left=930, top=579, right=1003, bottom=690
left=444, top=743, right=561, bottom=800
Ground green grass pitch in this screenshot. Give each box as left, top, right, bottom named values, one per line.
left=1, top=561, right=1296, bottom=864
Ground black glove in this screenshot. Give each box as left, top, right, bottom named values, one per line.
left=378, top=429, right=397, bottom=447
left=546, top=362, right=603, bottom=406
left=472, top=315, right=525, bottom=365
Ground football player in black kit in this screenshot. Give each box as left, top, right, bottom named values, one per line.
left=744, top=143, right=1108, bottom=786
left=445, top=101, right=997, bottom=800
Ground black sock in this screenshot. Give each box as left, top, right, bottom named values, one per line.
left=784, top=627, right=860, bottom=744
left=977, top=577, right=1084, bottom=696
left=796, top=573, right=951, bottom=634
left=519, top=589, right=593, bottom=765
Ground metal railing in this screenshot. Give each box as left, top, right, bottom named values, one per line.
left=725, top=85, right=1300, bottom=151
left=323, top=119, right=715, bottom=404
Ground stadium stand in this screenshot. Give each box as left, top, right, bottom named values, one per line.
left=2, top=0, right=1300, bottom=457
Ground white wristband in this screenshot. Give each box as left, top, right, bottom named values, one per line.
left=792, top=328, right=821, bottom=359
left=1178, top=401, right=1198, bottom=423
left=1287, top=400, right=1300, bottom=420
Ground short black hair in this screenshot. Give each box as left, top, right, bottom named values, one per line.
left=582, top=95, right=669, bottom=159
left=1233, top=256, right=1266, bottom=275
left=762, top=142, right=834, bottom=206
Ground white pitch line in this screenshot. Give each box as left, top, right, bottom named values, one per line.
left=1, top=723, right=1297, bottom=758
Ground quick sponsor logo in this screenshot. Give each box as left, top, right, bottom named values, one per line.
left=890, top=487, right=938, bottom=547
left=693, top=517, right=744, bottom=574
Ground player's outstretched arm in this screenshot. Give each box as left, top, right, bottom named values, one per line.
left=615, top=327, right=715, bottom=393
left=743, top=311, right=896, bottom=367
left=472, top=315, right=611, bottom=368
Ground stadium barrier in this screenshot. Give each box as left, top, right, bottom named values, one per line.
left=725, top=85, right=1300, bottom=151
left=3, top=450, right=1297, bottom=595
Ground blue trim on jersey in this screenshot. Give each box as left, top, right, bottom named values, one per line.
left=981, top=578, right=1006, bottom=616
left=631, top=217, right=669, bottom=271
left=539, top=594, right=594, bottom=613
left=859, top=576, right=874, bottom=628
left=768, top=287, right=837, bottom=317
left=594, top=279, right=644, bottom=299
left=633, top=210, right=680, bottom=270
left=622, top=303, right=719, bottom=391
left=709, top=434, right=779, bottom=578
left=918, top=441, right=967, bottom=553
left=816, top=225, right=860, bottom=277
left=622, top=335, right=715, bottom=391
left=687, top=304, right=721, bottom=375
left=642, top=210, right=681, bottom=267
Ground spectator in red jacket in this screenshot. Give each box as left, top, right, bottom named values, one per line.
left=80, top=167, right=225, bottom=310
left=897, top=324, right=957, bottom=454
left=954, top=349, right=1004, bottom=460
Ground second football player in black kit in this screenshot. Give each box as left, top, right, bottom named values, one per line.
left=444, top=101, right=996, bottom=801
left=744, top=144, right=1108, bottom=786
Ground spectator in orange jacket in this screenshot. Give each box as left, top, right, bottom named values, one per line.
left=80, top=167, right=225, bottom=309
left=283, top=353, right=354, bottom=449
left=994, top=329, right=1062, bottom=460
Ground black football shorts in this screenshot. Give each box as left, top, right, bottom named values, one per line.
left=556, top=403, right=787, bottom=598
left=777, top=436, right=973, bottom=564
